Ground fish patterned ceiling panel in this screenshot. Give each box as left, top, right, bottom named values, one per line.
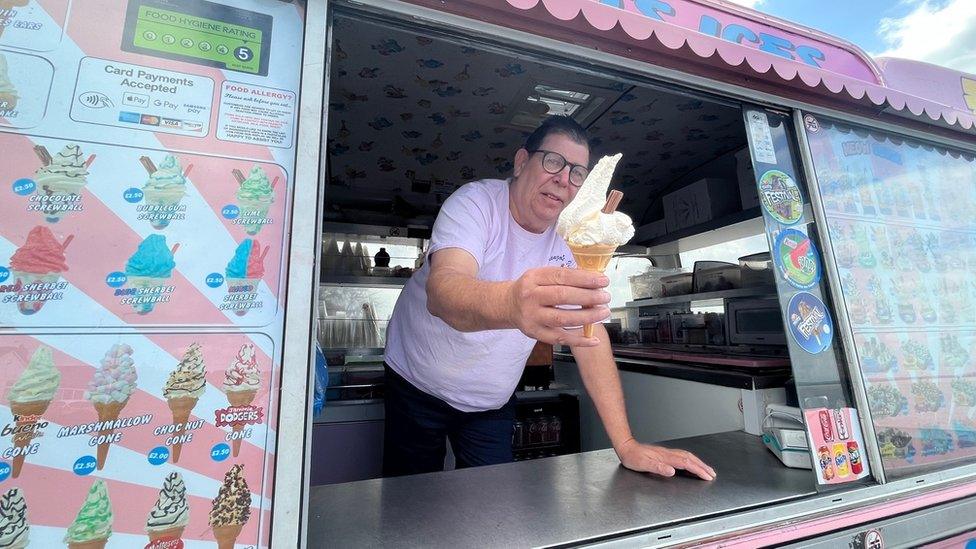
left=326, top=15, right=747, bottom=227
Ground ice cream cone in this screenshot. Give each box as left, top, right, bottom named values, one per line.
left=147, top=526, right=185, bottom=542
left=237, top=198, right=271, bottom=236
left=569, top=244, right=617, bottom=338
left=213, top=523, right=243, bottom=549
left=225, top=277, right=259, bottom=317
left=126, top=275, right=168, bottom=315
left=93, top=399, right=128, bottom=470
left=167, top=396, right=198, bottom=463
left=0, top=93, right=16, bottom=112
left=9, top=399, right=50, bottom=478
left=143, top=188, right=185, bottom=230
left=11, top=271, right=60, bottom=315
left=227, top=390, right=256, bottom=457
left=67, top=539, right=108, bottom=549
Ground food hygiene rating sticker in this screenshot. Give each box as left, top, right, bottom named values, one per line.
left=774, top=229, right=822, bottom=290
left=787, top=292, right=833, bottom=354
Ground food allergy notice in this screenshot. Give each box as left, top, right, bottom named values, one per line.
left=70, top=57, right=214, bottom=137
left=217, top=81, right=296, bottom=148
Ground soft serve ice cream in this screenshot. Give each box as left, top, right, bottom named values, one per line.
left=556, top=153, right=635, bottom=338
left=141, top=154, right=188, bottom=229
left=556, top=153, right=634, bottom=247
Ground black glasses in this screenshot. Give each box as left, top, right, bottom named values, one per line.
left=527, top=149, right=589, bottom=187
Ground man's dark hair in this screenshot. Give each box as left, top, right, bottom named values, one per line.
left=523, top=115, right=590, bottom=153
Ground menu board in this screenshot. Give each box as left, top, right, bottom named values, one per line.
left=805, top=115, right=976, bottom=477
left=0, top=1, right=303, bottom=547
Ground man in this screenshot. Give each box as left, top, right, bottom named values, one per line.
left=383, top=116, right=715, bottom=481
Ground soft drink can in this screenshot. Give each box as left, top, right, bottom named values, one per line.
left=833, top=408, right=850, bottom=440
left=819, top=410, right=834, bottom=442
left=848, top=441, right=863, bottom=474
left=833, top=443, right=850, bottom=477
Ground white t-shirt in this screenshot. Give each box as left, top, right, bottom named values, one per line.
left=384, top=179, right=575, bottom=412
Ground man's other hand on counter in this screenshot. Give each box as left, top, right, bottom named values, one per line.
left=615, top=438, right=716, bottom=481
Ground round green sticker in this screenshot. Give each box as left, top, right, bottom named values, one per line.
left=775, top=228, right=821, bottom=290
left=758, top=170, right=803, bottom=225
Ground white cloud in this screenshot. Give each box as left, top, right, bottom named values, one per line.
left=725, top=0, right=765, bottom=8
left=876, top=0, right=976, bottom=74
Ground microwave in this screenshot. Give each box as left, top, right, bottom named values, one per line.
left=725, top=297, right=787, bottom=346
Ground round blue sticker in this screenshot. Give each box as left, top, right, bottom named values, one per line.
left=774, top=229, right=822, bottom=290
left=787, top=292, right=834, bottom=354
left=0, top=267, right=9, bottom=284
left=211, top=443, right=231, bottom=462
left=221, top=204, right=240, bottom=220
left=205, top=273, right=225, bottom=288
left=105, top=271, right=127, bottom=288
left=73, top=456, right=97, bottom=476
left=147, top=446, right=170, bottom=465
left=12, top=178, right=35, bottom=196
left=0, top=462, right=10, bottom=482
left=123, top=187, right=144, bottom=203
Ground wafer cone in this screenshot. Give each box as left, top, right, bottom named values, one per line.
left=93, top=399, right=128, bottom=470
left=10, top=399, right=49, bottom=478
left=213, top=523, right=243, bottom=549
left=167, top=396, right=197, bottom=463
left=148, top=525, right=185, bottom=542
left=569, top=243, right=617, bottom=338
left=227, top=390, right=257, bottom=457
left=67, top=539, right=108, bottom=549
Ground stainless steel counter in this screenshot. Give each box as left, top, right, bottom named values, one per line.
left=306, top=431, right=815, bottom=548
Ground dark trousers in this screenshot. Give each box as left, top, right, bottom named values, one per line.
left=383, top=364, right=516, bottom=477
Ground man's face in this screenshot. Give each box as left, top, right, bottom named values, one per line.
left=510, top=133, right=590, bottom=233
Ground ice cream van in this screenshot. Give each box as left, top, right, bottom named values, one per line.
left=0, top=0, right=974, bottom=548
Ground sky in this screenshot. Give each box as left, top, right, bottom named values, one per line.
left=726, top=0, right=976, bottom=74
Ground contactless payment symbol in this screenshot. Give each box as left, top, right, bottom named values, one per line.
left=788, top=292, right=833, bottom=354
left=775, top=229, right=821, bottom=289
left=758, top=170, right=803, bottom=225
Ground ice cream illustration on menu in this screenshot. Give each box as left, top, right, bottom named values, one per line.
left=64, top=479, right=113, bottom=548
left=145, top=472, right=189, bottom=545
left=234, top=166, right=276, bottom=236
left=163, top=343, right=205, bottom=463
left=139, top=155, right=190, bottom=230
left=0, top=487, right=29, bottom=549
left=209, top=464, right=252, bottom=549
left=0, top=53, right=18, bottom=114
left=6, top=345, right=60, bottom=478
left=31, top=144, right=94, bottom=223
left=85, top=344, right=137, bottom=470
left=124, top=234, right=177, bottom=315
left=0, top=1, right=29, bottom=40
left=8, top=226, right=72, bottom=315
left=556, top=153, right=635, bottom=337
left=223, top=344, right=262, bottom=457
left=224, top=239, right=267, bottom=315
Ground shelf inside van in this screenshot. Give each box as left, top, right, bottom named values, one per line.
left=626, top=285, right=777, bottom=307
left=320, top=276, right=410, bottom=287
